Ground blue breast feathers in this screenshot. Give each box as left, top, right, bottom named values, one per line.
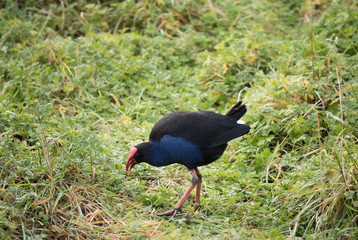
left=148, top=135, right=203, bottom=169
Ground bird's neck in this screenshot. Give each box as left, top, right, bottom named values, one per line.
left=147, top=135, right=202, bottom=167
left=147, top=140, right=173, bottom=167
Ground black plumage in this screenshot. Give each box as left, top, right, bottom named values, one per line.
left=126, top=101, right=250, bottom=218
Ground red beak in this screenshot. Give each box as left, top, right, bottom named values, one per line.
left=126, top=147, right=138, bottom=172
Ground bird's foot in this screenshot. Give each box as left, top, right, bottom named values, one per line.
left=193, top=204, right=201, bottom=213
left=158, top=207, right=180, bottom=218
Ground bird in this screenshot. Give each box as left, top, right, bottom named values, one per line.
left=126, top=101, right=250, bottom=218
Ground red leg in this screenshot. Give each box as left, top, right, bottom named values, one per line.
left=159, top=168, right=201, bottom=218
left=194, top=168, right=202, bottom=212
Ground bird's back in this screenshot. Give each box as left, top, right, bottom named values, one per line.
left=149, top=101, right=250, bottom=149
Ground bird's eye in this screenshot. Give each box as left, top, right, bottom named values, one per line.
left=135, top=152, right=142, bottom=158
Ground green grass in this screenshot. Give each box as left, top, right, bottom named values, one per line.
left=1, top=0, right=358, bottom=239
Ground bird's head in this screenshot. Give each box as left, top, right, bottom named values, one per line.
left=126, top=142, right=152, bottom=172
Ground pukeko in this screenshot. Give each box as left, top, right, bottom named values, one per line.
left=126, top=101, right=250, bottom=218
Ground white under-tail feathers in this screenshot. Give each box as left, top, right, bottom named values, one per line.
left=237, top=87, right=248, bottom=124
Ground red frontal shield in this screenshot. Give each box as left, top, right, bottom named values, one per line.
left=126, top=147, right=138, bottom=172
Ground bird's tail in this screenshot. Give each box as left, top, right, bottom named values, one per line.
left=225, top=101, right=247, bottom=120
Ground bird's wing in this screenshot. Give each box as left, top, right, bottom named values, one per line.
left=149, top=111, right=250, bottom=148
left=211, top=123, right=250, bottom=147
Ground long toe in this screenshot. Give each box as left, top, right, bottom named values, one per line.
left=158, top=208, right=180, bottom=218
left=193, top=204, right=201, bottom=213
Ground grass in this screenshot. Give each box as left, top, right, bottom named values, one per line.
left=1, top=0, right=358, bottom=239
